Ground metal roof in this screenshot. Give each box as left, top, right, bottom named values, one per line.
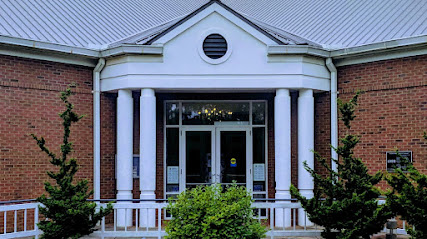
left=107, top=0, right=316, bottom=47
left=1, top=0, right=426, bottom=50
left=222, top=0, right=427, bottom=49
left=0, top=0, right=209, bottom=49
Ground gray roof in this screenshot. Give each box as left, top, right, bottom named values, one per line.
left=0, top=0, right=208, bottom=49
left=112, top=0, right=317, bottom=47
left=1, top=0, right=427, bottom=50
left=224, top=0, right=427, bottom=49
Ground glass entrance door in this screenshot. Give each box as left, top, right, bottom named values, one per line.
left=183, top=130, right=215, bottom=189
left=215, top=129, right=251, bottom=189
left=182, top=127, right=251, bottom=190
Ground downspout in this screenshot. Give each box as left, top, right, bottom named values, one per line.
left=326, top=58, right=338, bottom=172
left=93, top=58, right=106, bottom=201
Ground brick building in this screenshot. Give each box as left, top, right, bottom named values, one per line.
left=0, top=0, right=426, bottom=228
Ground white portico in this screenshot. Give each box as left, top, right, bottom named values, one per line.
left=97, top=1, right=331, bottom=227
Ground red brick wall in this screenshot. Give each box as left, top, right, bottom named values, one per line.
left=0, top=54, right=120, bottom=232
left=291, top=92, right=299, bottom=188
left=335, top=55, right=427, bottom=188
left=0, top=55, right=118, bottom=202
left=0, top=55, right=95, bottom=202
left=100, top=92, right=117, bottom=200
left=314, top=92, right=332, bottom=178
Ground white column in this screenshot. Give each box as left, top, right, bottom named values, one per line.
left=298, top=89, right=314, bottom=227
left=274, top=89, right=292, bottom=228
left=140, top=89, right=156, bottom=228
left=116, top=89, right=133, bottom=227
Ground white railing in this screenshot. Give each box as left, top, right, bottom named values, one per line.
left=0, top=199, right=409, bottom=238
left=90, top=202, right=168, bottom=239
left=90, top=201, right=321, bottom=239
left=252, top=202, right=322, bottom=238
left=0, top=202, right=40, bottom=239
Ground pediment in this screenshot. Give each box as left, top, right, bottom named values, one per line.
left=149, top=1, right=281, bottom=46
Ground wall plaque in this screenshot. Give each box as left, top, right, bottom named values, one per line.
left=386, top=151, right=412, bottom=172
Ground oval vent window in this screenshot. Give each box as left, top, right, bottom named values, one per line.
left=203, top=34, right=228, bottom=59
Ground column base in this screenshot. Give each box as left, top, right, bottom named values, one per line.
left=139, top=192, right=156, bottom=228
left=298, top=190, right=314, bottom=227
left=116, top=190, right=133, bottom=228
left=275, top=191, right=292, bottom=228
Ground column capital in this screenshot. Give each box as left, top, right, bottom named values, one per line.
left=118, top=89, right=133, bottom=98
left=298, top=89, right=313, bottom=98
left=275, top=88, right=290, bottom=97
left=141, top=88, right=155, bottom=97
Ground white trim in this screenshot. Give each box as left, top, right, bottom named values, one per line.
left=0, top=35, right=99, bottom=57
left=0, top=46, right=97, bottom=67
left=331, top=35, right=427, bottom=66
left=100, top=74, right=331, bottom=92
left=269, top=35, right=427, bottom=65
left=331, top=35, right=427, bottom=57
left=334, top=47, right=427, bottom=66
left=100, top=45, right=163, bottom=57
left=268, top=45, right=330, bottom=58
left=198, top=28, right=233, bottom=65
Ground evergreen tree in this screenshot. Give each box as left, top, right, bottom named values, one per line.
left=290, top=92, right=392, bottom=239
left=31, top=88, right=112, bottom=239
left=386, top=133, right=427, bottom=238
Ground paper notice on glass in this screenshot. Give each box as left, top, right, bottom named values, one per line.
left=253, top=164, right=265, bottom=181
left=167, top=166, right=179, bottom=184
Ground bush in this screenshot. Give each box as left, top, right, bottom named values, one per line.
left=386, top=133, right=427, bottom=238
left=165, top=184, right=267, bottom=239
left=32, top=88, right=112, bottom=239
left=290, top=93, right=392, bottom=239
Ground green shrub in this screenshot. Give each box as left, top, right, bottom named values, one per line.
left=165, top=184, right=267, bottom=239
left=386, top=133, right=427, bottom=238
left=32, top=88, right=112, bottom=239
left=290, top=93, right=392, bottom=239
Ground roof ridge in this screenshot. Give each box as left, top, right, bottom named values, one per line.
left=145, top=0, right=216, bottom=45
left=107, top=16, right=185, bottom=48
left=242, top=14, right=322, bottom=47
